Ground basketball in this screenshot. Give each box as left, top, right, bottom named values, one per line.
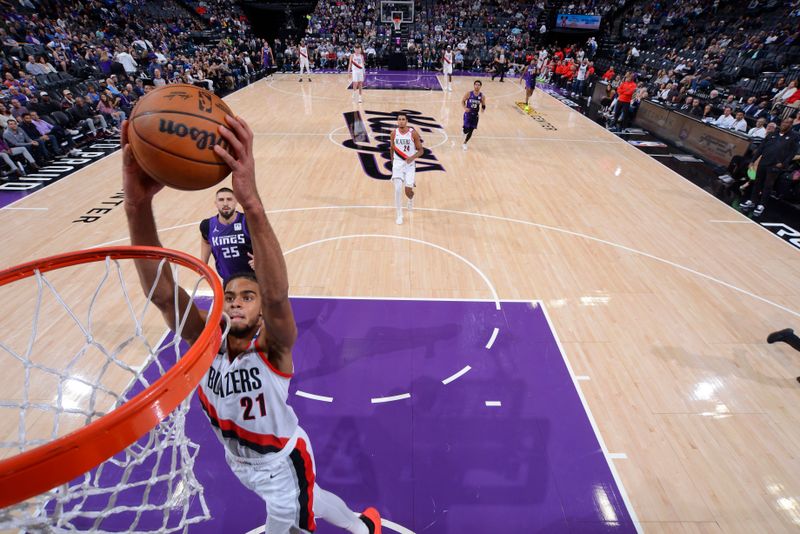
left=127, top=84, right=234, bottom=191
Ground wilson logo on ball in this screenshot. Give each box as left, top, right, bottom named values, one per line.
left=158, top=119, right=229, bottom=151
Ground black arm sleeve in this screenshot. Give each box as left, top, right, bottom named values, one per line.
left=199, top=218, right=209, bottom=241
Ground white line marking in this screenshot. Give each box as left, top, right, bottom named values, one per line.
left=288, top=129, right=616, bottom=144
left=380, top=518, right=416, bottom=534
left=295, top=390, right=334, bottom=403
left=247, top=517, right=416, bottom=534
left=485, top=327, right=500, bottom=349
left=708, top=220, right=753, bottom=224
left=485, top=400, right=502, bottom=407
left=1, top=207, right=49, bottom=211
left=292, top=295, right=535, bottom=303
left=576, top=375, right=591, bottom=381
left=442, top=365, right=472, bottom=385
left=371, top=393, right=411, bottom=404
left=282, top=234, right=502, bottom=310
left=540, top=301, right=642, bottom=532
left=94, top=204, right=800, bottom=319
left=608, top=453, right=628, bottom=459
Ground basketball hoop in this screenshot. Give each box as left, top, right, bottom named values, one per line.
left=0, top=246, right=224, bottom=532
left=392, top=15, right=402, bottom=32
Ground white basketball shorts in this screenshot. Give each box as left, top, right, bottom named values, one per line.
left=443, top=64, right=453, bottom=75
left=392, top=159, right=416, bottom=187
left=226, top=427, right=318, bottom=533
left=352, top=69, right=365, bottom=83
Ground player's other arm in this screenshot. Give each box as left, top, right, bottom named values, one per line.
left=519, top=65, right=528, bottom=84
left=462, top=92, right=469, bottom=111
left=481, top=94, right=487, bottom=113
left=199, top=219, right=212, bottom=264
left=407, top=129, right=424, bottom=164
left=122, top=121, right=206, bottom=344
left=390, top=128, right=397, bottom=163
left=215, top=116, right=297, bottom=374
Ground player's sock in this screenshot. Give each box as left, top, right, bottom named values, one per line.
left=394, top=178, right=403, bottom=218
left=313, top=486, right=369, bottom=534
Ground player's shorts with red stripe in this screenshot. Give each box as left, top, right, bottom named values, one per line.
left=226, top=426, right=318, bottom=532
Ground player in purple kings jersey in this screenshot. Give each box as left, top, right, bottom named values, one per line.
left=200, top=187, right=255, bottom=281
left=519, top=58, right=538, bottom=109
left=461, top=80, right=486, bottom=151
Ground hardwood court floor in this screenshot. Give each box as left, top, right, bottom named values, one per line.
left=2, top=73, right=800, bottom=532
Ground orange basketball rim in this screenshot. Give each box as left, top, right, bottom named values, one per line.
left=0, top=246, right=223, bottom=509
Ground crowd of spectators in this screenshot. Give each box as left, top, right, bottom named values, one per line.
left=1, top=0, right=265, bottom=180
left=286, top=0, right=545, bottom=74
left=592, top=0, right=800, bottom=213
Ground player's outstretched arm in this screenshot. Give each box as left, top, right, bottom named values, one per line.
left=122, top=120, right=206, bottom=344
left=214, top=115, right=297, bottom=374
left=200, top=237, right=212, bottom=264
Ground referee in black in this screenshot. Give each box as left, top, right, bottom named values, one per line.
left=740, top=116, right=799, bottom=217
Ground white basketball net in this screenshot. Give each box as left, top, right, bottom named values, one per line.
left=0, top=255, right=220, bottom=533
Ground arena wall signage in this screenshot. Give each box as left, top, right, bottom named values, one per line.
left=634, top=101, right=750, bottom=167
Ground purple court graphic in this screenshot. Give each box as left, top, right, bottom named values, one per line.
left=59, top=298, right=637, bottom=533
left=348, top=71, right=443, bottom=91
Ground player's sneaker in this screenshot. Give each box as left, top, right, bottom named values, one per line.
left=308, top=78, right=312, bottom=82
left=740, top=200, right=754, bottom=209
left=299, top=78, right=303, bottom=82
left=462, top=143, right=467, bottom=151
left=359, top=507, right=382, bottom=534
left=753, top=204, right=765, bottom=216
left=396, top=215, right=403, bottom=225
left=407, top=198, right=413, bottom=210
left=358, top=96, right=363, bottom=103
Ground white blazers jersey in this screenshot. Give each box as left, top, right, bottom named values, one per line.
left=299, top=46, right=309, bottom=62
left=198, top=338, right=299, bottom=459
left=393, top=127, right=415, bottom=164
left=443, top=51, right=453, bottom=72
left=351, top=52, right=364, bottom=71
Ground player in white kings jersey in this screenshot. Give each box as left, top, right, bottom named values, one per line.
left=122, top=115, right=381, bottom=534
left=349, top=44, right=365, bottom=103
left=389, top=113, right=424, bottom=225
left=442, top=45, right=454, bottom=92
left=298, top=40, right=312, bottom=82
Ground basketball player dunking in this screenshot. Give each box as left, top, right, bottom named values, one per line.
left=298, top=40, right=311, bottom=82
left=390, top=113, right=423, bottom=225
left=461, top=80, right=486, bottom=150
left=122, top=116, right=382, bottom=534
left=349, top=44, right=366, bottom=103
left=442, top=45, right=454, bottom=92
left=519, top=58, right=538, bottom=109
left=200, top=187, right=255, bottom=281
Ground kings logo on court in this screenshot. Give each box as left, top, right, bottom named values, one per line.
left=341, top=109, right=446, bottom=180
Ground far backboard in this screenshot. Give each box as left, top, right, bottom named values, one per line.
left=380, top=0, right=414, bottom=23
